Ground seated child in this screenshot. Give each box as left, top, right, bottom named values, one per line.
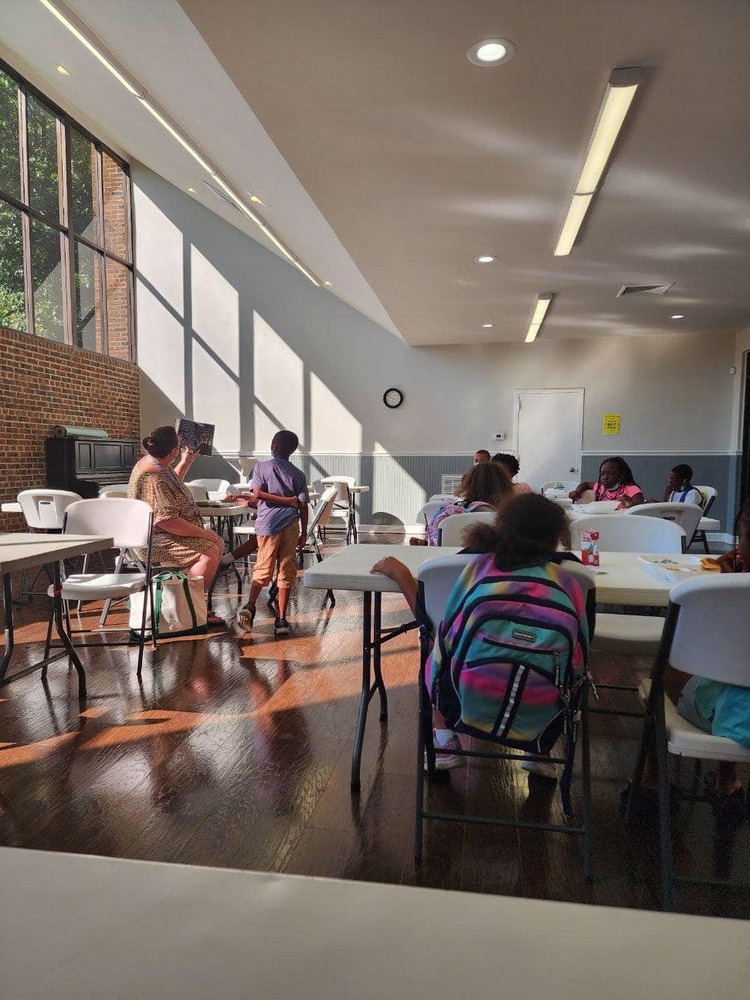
left=628, top=500, right=750, bottom=821
left=569, top=456, right=644, bottom=509
left=236, top=430, right=308, bottom=636
left=492, top=453, right=534, bottom=494
left=655, top=464, right=703, bottom=506
left=373, top=493, right=594, bottom=775
left=419, top=462, right=512, bottom=546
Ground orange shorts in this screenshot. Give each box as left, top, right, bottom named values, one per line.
left=252, top=521, right=300, bottom=588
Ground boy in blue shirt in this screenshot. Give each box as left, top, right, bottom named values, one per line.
left=236, top=430, right=308, bottom=635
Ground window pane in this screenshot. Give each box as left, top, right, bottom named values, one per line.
left=105, top=258, right=132, bottom=360
left=31, top=218, right=64, bottom=342
left=69, top=128, right=99, bottom=244
left=27, top=94, right=61, bottom=221
left=0, top=202, right=27, bottom=331
left=0, top=70, right=21, bottom=200
left=74, top=241, right=103, bottom=351
left=102, top=152, right=130, bottom=260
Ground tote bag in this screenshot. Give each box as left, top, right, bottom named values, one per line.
left=129, top=571, right=208, bottom=639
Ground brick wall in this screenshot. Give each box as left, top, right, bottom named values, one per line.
left=0, top=325, right=140, bottom=526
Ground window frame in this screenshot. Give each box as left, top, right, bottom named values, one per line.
left=0, top=57, right=135, bottom=361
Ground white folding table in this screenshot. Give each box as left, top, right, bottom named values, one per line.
left=0, top=532, right=114, bottom=695
left=1, top=847, right=747, bottom=999
left=304, top=545, right=690, bottom=790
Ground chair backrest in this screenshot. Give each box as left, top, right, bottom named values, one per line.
left=416, top=554, right=476, bottom=628
left=570, top=514, right=685, bottom=553
left=321, top=476, right=356, bottom=504
left=693, top=485, right=718, bottom=516
left=185, top=482, right=210, bottom=502
left=189, top=478, right=231, bottom=493
left=437, top=512, right=496, bottom=546
left=624, top=502, right=703, bottom=541
left=63, top=498, right=152, bottom=551
left=17, top=489, right=82, bottom=529
left=98, top=483, right=130, bottom=496
left=416, top=499, right=446, bottom=526
left=664, top=575, right=750, bottom=686
left=307, top=486, right=339, bottom=535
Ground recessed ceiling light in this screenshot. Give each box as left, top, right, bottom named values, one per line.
left=56, top=64, right=70, bottom=76
left=467, top=37, right=516, bottom=67
left=248, top=194, right=264, bottom=205
left=474, top=255, right=497, bottom=264
left=188, top=187, right=196, bottom=194
left=323, top=280, right=333, bottom=288
left=482, top=323, right=494, bottom=328
left=671, top=314, right=684, bottom=319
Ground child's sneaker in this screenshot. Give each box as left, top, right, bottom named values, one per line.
left=236, top=602, right=256, bottom=632
left=274, top=616, right=290, bottom=635
left=423, top=728, right=464, bottom=771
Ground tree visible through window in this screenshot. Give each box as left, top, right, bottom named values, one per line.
left=0, top=61, right=133, bottom=359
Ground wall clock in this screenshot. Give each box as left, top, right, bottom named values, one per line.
left=383, top=387, right=404, bottom=409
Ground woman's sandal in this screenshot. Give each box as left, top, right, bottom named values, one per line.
left=206, top=611, right=227, bottom=629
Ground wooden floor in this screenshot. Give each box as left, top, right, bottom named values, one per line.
left=1, top=534, right=748, bottom=919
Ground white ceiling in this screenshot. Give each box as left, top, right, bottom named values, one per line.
left=3, top=0, right=750, bottom=347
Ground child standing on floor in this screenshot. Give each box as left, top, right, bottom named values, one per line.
left=236, top=430, right=308, bottom=636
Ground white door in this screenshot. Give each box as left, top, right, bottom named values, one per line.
left=512, top=389, right=584, bottom=491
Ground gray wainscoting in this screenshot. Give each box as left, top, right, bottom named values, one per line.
left=188, top=451, right=737, bottom=533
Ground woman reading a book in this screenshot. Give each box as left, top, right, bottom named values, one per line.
left=129, top=425, right=228, bottom=626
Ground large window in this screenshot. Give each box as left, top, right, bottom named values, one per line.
left=0, top=61, right=134, bottom=361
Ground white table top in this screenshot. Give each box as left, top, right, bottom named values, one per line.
left=197, top=502, right=250, bottom=517
left=1, top=847, right=747, bottom=1000
left=303, top=545, right=709, bottom=608
left=0, top=533, right=115, bottom=574
left=1, top=501, right=22, bottom=514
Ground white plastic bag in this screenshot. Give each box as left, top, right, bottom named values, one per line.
left=129, top=571, right=207, bottom=638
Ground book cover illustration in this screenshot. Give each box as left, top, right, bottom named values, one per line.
left=176, top=419, right=215, bottom=455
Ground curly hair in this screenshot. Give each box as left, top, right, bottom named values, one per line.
left=492, top=453, right=520, bottom=477
left=457, top=462, right=513, bottom=507
left=464, top=493, right=571, bottom=556
left=598, top=456, right=638, bottom=486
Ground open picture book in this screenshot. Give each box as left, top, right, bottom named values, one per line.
left=176, top=419, right=215, bottom=455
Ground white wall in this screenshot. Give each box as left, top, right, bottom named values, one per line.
left=134, top=164, right=736, bottom=458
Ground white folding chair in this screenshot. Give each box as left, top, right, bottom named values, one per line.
left=626, top=574, right=750, bottom=910
left=415, top=554, right=596, bottom=879
left=98, top=483, right=130, bottom=497
left=691, top=486, right=719, bottom=552
left=416, top=499, right=445, bottom=526
left=43, top=498, right=155, bottom=679
left=540, top=480, right=579, bottom=496
left=321, top=476, right=358, bottom=543
left=185, top=482, right=210, bottom=502
left=570, top=514, right=685, bottom=554
left=437, top=511, right=496, bottom=546
left=625, top=502, right=703, bottom=546
left=16, top=489, right=82, bottom=600
left=189, top=478, right=231, bottom=495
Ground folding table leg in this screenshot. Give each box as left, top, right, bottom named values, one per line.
left=351, top=590, right=373, bottom=792
left=0, top=573, right=15, bottom=684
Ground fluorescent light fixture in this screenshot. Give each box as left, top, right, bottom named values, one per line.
left=525, top=293, right=554, bottom=343
left=139, top=99, right=214, bottom=173
left=38, top=0, right=139, bottom=95
left=671, top=314, right=684, bottom=319
left=554, top=67, right=643, bottom=256
left=482, top=323, right=494, bottom=328
left=474, top=254, right=497, bottom=264
left=467, top=37, right=516, bottom=67
left=56, top=64, right=70, bottom=76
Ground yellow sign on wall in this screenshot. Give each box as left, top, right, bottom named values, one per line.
left=602, top=413, right=621, bottom=435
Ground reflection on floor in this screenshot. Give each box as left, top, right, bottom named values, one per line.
left=0, top=531, right=748, bottom=919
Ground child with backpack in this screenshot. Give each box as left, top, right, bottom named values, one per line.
left=372, top=494, right=594, bottom=777
left=418, top=462, right=513, bottom=546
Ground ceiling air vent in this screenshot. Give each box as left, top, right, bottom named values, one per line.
left=616, top=283, right=673, bottom=297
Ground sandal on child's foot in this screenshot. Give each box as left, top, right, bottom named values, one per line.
left=206, top=611, right=226, bottom=628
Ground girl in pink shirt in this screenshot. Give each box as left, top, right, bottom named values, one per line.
left=569, top=457, right=644, bottom=509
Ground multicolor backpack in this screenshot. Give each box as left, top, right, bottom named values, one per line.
left=426, top=554, right=591, bottom=754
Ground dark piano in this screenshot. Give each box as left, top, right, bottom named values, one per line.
left=45, top=437, right=138, bottom=498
